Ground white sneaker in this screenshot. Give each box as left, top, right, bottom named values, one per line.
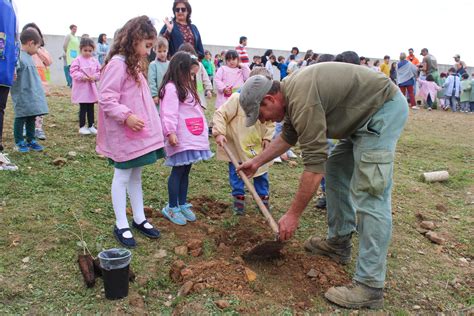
left=88, top=126, right=98, bottom=135
left=79, top=126, right=91, bottom=135
left=411, top=106, right=420, bottom=110
left=0, top=153, right=19, bottom=171
left=273, top=156, right=282, bottom=163
left=287, top=150, right=298, bottom=159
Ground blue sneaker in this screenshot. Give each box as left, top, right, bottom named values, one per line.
left=27, top=140, right=43, bottom=152
left=179, top=203, right=196, bottom=222
left=15, top=141, right=30, bottom=153
left=161, top=204, right=187, bottom=226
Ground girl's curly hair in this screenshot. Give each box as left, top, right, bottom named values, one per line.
left=103, top=16, right=157, bottom=83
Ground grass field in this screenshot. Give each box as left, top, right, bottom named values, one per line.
left=0, top=87, right=472, bottom=314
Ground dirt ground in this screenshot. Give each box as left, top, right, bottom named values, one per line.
left=153, top=196, right=350, bottom=313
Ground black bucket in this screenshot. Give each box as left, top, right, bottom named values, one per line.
left=98, top=248, right=132, bottom=300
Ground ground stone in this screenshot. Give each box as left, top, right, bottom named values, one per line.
left=154, top=249, right=167, bottom=259
left=416, top=227, right=428, bottom=235
left=52, top=157, right=67, bottom=166
left=244, top=267, right=257, bottom=282
left=178, top=281, right=194, bottom=297
left=190, top=247, right=203, bottom=257
left=187, top=239, right=203, bottom=250
left=129, top=294, right=145, bottom=308
left=215, top=299, right=230, bottom=309
left=174, top=245, right=189, bottom=256
left=180, top=268, right=193, bottom=278
left=435, top=204, right=448, bottom=212
left=425, top=231, right=445, bottom=245
left=420, top=221, right=435, bottom=230
left=306, top=269, right=318, bottom=278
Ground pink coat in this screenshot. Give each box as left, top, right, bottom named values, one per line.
left=96, top=56, right=165, bottom=162
left=160, top=82, right=210, bottom=157
left=70, top=55, right=101, bottom=103
left=418, top=79, right=441, bottom=102
left=214, top=65, right=250, bottom=109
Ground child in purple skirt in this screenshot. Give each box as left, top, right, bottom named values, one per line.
left=159, top=52, right=213, bottom=225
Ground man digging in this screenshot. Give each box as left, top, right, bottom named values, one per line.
left=237, top=62, right=408, bottom=309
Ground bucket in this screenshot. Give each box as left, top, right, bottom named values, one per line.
left=98, top=248, right=132, bottom=300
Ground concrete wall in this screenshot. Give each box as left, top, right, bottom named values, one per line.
left=43, top=34, right=472, bottom=86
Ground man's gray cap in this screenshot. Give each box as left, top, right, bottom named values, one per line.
left=239, top=75, right=273, bottom=127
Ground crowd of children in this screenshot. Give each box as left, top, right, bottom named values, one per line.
left=1, top=12, right=472, bottom=247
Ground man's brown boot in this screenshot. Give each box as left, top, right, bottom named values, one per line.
left=303, top=234, right=352, bottom=264
left=324, top=281, right=384, bottom=309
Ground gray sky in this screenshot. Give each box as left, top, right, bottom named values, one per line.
left=15, top=0, right=474, bottom=66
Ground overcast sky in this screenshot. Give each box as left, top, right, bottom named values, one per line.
left=14, top=0, right=474, bottom=66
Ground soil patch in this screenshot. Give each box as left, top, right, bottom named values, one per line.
left=189, top=196, right=230, bottom=219
left=166, top=209, right=350, bottom=309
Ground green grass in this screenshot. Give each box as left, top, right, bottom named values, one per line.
left=0, top=88, right=473, bottom=314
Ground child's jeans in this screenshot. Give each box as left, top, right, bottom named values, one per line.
left=14, top=116, right=36, bottom=144
left=168, top=164, right=192, bottom=207
left=460, top=102, right=470, bottom=112
left=426, top=95, right=434, bottom=108
left=79, top=103, right=95, bottom=128
left=0, top=86, right=9, bottom=151
left=228, top=163, right=269, bottom=196
left=445, top=96, right=458, bottom=112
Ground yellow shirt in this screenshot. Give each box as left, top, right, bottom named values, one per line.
left=212, top=93, right=275, bottom=177
left=379, top=62, right=390, bottom=77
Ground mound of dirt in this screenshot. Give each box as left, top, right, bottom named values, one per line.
left=167, top=211, right=350, bottom=308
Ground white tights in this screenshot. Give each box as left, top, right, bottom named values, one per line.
left=111, top=167, right=150, bottom=237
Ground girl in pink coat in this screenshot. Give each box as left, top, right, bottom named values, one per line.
left=70, top=38, right=100, bottom=135
left=418, top=74, right=442, bottom=111
left=159, top=52, right=213, bottom=226
left=214, top=50, right=250, bottom=109
left=96, top=16, right=165, bottom=248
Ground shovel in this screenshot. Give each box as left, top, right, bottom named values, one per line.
left=223, top=144, right=284, bottom=260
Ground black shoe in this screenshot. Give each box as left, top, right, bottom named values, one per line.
left=316, top=196, right=327, bottom=209
left=132, top=220, right=161, bottom=239
left=113, top=226, right=137, bottom=248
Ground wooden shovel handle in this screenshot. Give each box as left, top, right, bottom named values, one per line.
left=223, top=144, right=279, bottom=235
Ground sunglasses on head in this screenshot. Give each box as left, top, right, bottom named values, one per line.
left=175, top=7, right=187, bottom=13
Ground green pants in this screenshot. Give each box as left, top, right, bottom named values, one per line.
left=14, top=116, right=36, bottom=144
left=325, top=91, right=408, bottom=288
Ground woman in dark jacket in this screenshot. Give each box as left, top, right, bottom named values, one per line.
left=160, top=0, right=204, bottom=58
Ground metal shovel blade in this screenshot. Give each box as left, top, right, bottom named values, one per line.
left=242, top=240, right=285, bottom=261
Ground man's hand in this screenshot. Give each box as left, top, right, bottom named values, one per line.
left=168, top=133, right=178, bottom=146
left=153, top=96, right=159, bottom=105
left=125, top=114, right=145, bottom=131
left=236, top=159, right=259, bottom=178
left=215, top=134, right=227, bottom=147
left=278, top=212, right=300, bottom=241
